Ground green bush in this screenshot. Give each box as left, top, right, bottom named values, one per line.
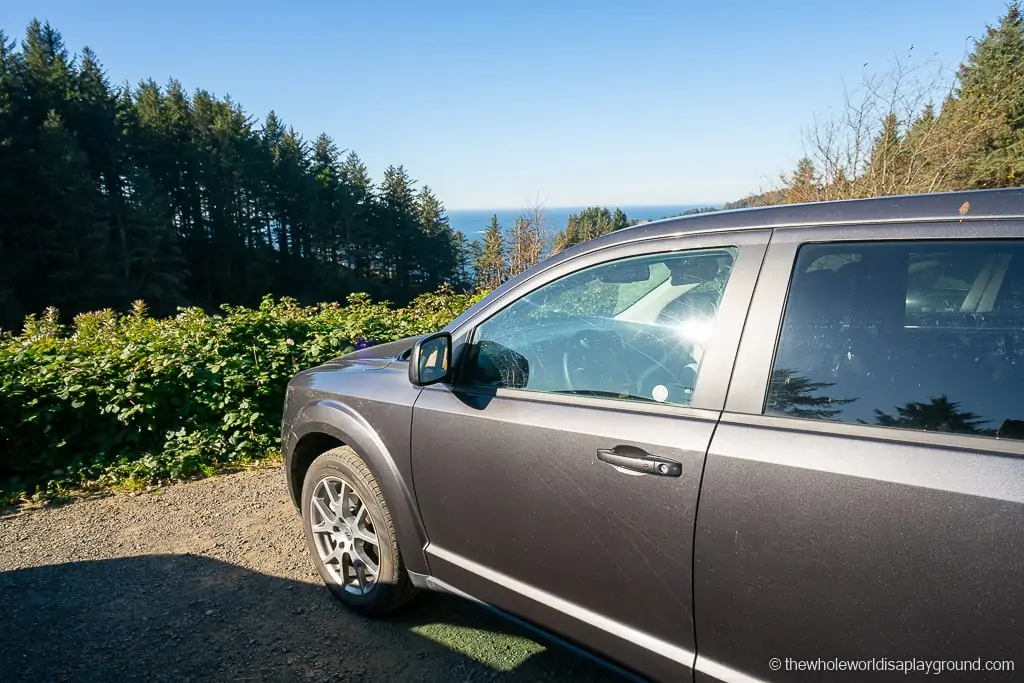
left=0, top=286, right=485, bottom=501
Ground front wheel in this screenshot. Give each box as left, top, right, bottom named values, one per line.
left=300, top=446, right=417, bottom=616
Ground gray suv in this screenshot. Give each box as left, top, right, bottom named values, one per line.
left=281, top=189, right=1023, bottom=682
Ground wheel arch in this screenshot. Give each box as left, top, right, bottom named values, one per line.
left=286, top=400, right=430, bottom=576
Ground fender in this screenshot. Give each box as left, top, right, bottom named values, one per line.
left=286, top=399, right=430, bottom=576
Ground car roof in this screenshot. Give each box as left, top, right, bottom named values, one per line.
left=596, top=187, right=1024, bottom=249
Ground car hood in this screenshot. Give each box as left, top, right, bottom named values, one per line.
left=321, top=335, right=425, bottom=369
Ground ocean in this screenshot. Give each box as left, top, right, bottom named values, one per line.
left=447, top=204, right=716, bottom=240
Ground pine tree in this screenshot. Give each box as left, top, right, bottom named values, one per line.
left=552, top=206, right=614, bottom=252
left=449, top=230, right=475, bottom=291
left=340, top=151, right=376, bottom=276
left=416, top=185, right=457, bottom=290
left=475, top=215, right=506, bottom=292
left=311, top=132, right=342, bottom=265
left=377, top=165, right=420, bottom=290
left=19, top=20, right=73, bottom=122
left=611, top=208, right=629, bottom=231
left=862, top=114, right=906, bottom=195
left=580, top=207, right=613, bottom=241
left=0, top=31, right=20, bottom=323
left=31, top=110, right=112, bottom=313
left=873, top=395, right=991, bottom=435
left=897, top=102, right=940, bottom=192
left=118, top=167, right=188, bottom=313
left=507, top=216, right=544, bottom=278
left=944, top=1, right=1024, bottom=187
left=0, top=18, right=480, bottom=326
left=909, top=102, right=936, bottom=138
left=552, top=219, right=581, bottom=254
left=784, top=157, right=821, bottom=204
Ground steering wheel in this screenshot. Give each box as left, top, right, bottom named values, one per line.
left=561, top=328, right=627, bottom=392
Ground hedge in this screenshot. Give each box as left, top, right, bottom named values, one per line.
left=0, top=286, right=484, bottom=501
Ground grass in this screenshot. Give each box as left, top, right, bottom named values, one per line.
left=2, top=449, right=284, bottom=510
left=410, top=622, right=548, bottom=672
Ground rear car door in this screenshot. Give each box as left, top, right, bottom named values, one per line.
left=694, top=222, right=1024, bottom=682
left=411, top=230, right=769, bottom=682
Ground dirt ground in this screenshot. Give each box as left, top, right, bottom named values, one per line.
left=0, top=466, right=623, bottom=682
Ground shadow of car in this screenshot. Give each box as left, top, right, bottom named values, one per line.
left=0, top=553, right=624, bottom=682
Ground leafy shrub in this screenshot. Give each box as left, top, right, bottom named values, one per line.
left=0, top=285, right=485, bottom=501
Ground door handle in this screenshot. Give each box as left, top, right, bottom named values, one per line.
left=596, top=446, right=682, bottom=477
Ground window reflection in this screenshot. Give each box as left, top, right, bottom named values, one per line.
left=871, top=395, right=993, bottom=436
left=766, top=240, right=1024, bottom=442
left=766, top=368, right=857, bottom=421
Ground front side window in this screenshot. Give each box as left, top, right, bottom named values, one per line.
left=766, top=239, right=1024, bottom=441
left=462, top=248, right=738, bottom=407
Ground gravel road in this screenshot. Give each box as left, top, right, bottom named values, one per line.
left=0, top=466, right=623, bottom=683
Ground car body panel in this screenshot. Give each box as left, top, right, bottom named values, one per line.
left=414, top=389, right=715, bottom=682
left=321, top=336, right=424, bottom=366
left=694, top=421, right=1024, bottom=682
left=695, top=218, right=1024, bottom=682
left=282, top=340, right=429, bottom=574
left=425, top=546, right=679, bottom=683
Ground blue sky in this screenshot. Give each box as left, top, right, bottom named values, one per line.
left=0, top=0, right=1011, bottom=209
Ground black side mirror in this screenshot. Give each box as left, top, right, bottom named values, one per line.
left=408, top=332, right=453, bottom=386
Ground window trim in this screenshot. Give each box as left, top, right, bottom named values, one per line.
left=429, top=382, right=725, bottom=425
left=719, top=411, right=1024, bottom=459
left=448, top=231, right=771, bottom=412
left=725, top=220, right=1024, bottom=454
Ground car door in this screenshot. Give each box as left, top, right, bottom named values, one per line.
left=411, top=230, right=769, bottom=682
left=694, top=222, right=1024, bottom=683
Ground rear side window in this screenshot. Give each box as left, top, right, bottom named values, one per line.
left=765, top=240, right=1024, bottom=442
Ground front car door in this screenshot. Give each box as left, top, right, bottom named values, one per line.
left=695, top=221, right=1024, bottom=682
left=411, top=230, right=769, bottom=682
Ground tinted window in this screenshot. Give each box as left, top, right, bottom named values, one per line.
left=766, top=240, right=1024, bottom=441
left=464, top=248, right=738, bottom=407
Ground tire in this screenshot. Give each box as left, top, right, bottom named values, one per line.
left=300, top=446, right=417, bottom=616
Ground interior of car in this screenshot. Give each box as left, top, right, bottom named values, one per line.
left=770, top=241, right=1024, bottom=437
left=462, top=249, right=737, bottom=407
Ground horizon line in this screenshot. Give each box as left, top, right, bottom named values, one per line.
left=447, top=201, right=727, bottom=212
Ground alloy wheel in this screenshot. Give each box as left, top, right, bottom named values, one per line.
left=309, top=476, right=381, bottom=595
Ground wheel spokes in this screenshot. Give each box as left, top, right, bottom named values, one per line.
left=311, top=516, right=333, bottom=534
left=352, top=504, right=378, bottom=544
left=352, top=543, right=380, bottom=576
left=312, top=496, right=336, bottom=526
left=321, top=543, right=344, bottom=566
left=309, top=476, right=382, bottom=595
left=355, top=560, right=369, bottom=594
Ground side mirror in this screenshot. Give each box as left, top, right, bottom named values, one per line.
left=408, top=332, right=453, bottom=386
